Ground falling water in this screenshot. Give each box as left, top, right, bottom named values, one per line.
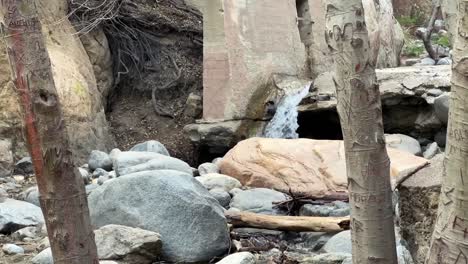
left=263, top=83, right=311, bottom=139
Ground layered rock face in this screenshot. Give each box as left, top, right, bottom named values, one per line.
left=186, top=0, right=407, bottom=153
left=0, top=1, right=113, bottom=163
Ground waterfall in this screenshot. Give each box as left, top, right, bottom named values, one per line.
left=263, top=83, right=311, bottom=139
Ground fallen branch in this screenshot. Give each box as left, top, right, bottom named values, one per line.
left=415, top=3, right=441, bottom=61
left=225, top=211, right=350, bottom=232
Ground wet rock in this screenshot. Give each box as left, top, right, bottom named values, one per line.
left=386, top=134, right=422, bottom=156
left=95, top=224, right=162, bottom=263
left=130, top=140, right=170, bottom=156
left=89, top=150, right=113, bottom=171
left=2, top=243, right=24, bottom=254
left=216, top=252, right=256, bottom=264
left=112, top=151, right=192, bottom=176
left=230, top=188, right=289, bottom=215
left=209, top=189, right=231, bottom=208
left=299, top=201, right=350, bottom=217
left=14, top=157, right=33, bottom=175
left=88, top=170, right=230, bottom=262
left=0, top=199, right=44, bottom=233
left=198, top=162, right=219, bottom=175
left=196, top=173, right=242, bottom=192
left=0, top=139, right=13, bottom=177
left=434, top=93, right=450, bottom=125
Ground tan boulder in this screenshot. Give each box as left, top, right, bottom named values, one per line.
left=219, top=138, right=429, bottom=197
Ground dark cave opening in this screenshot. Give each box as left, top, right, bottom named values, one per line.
left=297, top=110, right=343, bottom=140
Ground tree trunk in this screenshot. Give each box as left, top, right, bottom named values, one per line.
left=0, top=1, right=99, bottom=263
left=426, top=1, right=468, bottom=263
left=325, top=1, right=398, bottom=264
left=225, top=211, right=350, bottom=232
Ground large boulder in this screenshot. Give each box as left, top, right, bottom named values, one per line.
left=88, top=170, right=230, bottom=262
left=196, top=173, right=242, bottom=192
left=94, top=225, right=162, bottom=263
left=111, top=151, right=192, bottom=176
left=0, top=199, right=44, bottom=233
left=220, top=138, right=429, bottom=197
left=385, top=134, right=422, bottom=156
left=434, top=93, right=450, bottom=125
left=0, top=0, right=113, bottom=163
left=88, top=150, right=113, bottom=171
left=229, top=188, right=289, bottom=215
left=129, top=140, right=170, bottom=156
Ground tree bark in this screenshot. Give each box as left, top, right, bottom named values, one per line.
left=225, top=211, right=350, bottom=232
left=325, top=1, right=398, bottom=264
left=0, top=1, right=99, bottom=263
left=426, top=1, right=468, bottom=263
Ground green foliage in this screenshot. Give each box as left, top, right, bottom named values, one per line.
left=435, top=35, right=451, bottom=48
left=402, top=41, right=426, bottom=57
left=397, top=11, right=426, bottom=28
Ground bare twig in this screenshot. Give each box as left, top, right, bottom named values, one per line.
left=416, top=3, right=441, bottom=61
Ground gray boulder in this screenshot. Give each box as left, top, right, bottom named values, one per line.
left=423, top=142, right=441, bottom=159
left=0, top=199, right=44, bottom=233
left=79, top=167, right=91, bottom=184
left=24, top=186, right=40, bottom=207
left=434, top=93, right=450, bottom=125
left=88, top=170, right=230, bottom=262
left=0, top=139, right=13, bottom=177
left=112, top=151, right=191, bottom=176
left=324, top=230, right=414, bottom=264
left=209, top=189, right=231, bottom=208
left=198, top=162, right=219, bottom=175
left=229, top=188, right=289, bottom=215
left=437, top=57, right=452, bottom=65
left=323, top=230, right=352, bottom=254
left=217, top=252, right=256, bottom=264
left=2, top=243, right=24, bottom=254
left=89, top=150, right=113, bottom=171
left=32, top=248, right=53, bottom=264
left=130, top=140, right=170, bottom=156
left=420, top=57, right=436, bottom=66
left=196, top=173, right=242, bottom=192
left=14, top=157, right=33, bottom=175
left=95, top=224, right=162, bottom=263
left=385, top=134, right=422, bottom=156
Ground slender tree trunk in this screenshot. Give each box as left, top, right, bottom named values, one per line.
left=426, top=1, right=468, bottom=263
left=325, top=1, right=397, bottom=263
left=0, top=1, right=98, bottom=263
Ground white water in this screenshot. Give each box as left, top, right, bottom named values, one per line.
left=263, top=84, right=310, bottom=139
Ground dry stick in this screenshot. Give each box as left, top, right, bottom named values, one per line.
left=225, top=211, right=350, bottom=232
left=0, top=1, right=98, bottom=264
left=416, top=3, right=441, bottom=61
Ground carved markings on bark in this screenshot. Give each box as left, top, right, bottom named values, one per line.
left=325, top=1, right=397, bottom=263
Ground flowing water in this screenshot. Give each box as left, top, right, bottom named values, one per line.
left=263, top=83, right=311, bottom=139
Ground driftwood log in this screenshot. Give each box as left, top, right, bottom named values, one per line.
left=225, top=211, right=350, bottom=232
